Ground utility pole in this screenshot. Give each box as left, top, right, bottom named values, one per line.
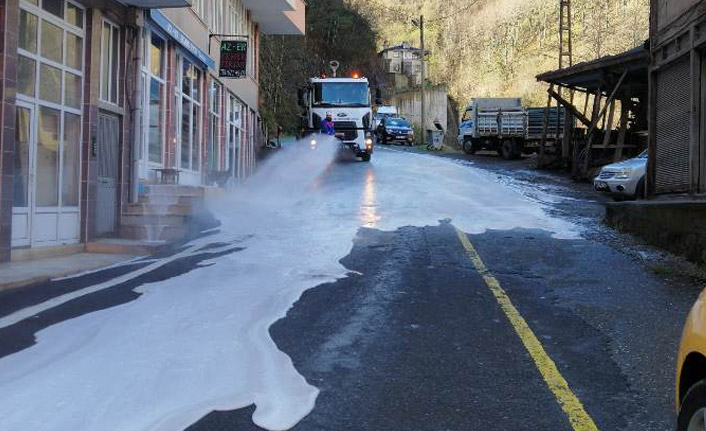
left=539, top=0, right=573, bottom=168
left=412, top=15, right=427, bottom=145
left=419, top=15, right=426, bottom=146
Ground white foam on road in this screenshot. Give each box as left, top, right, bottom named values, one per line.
left=0, top=144, right=577, bottom=431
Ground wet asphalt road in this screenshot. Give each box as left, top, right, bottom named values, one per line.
left=0, top=147, right=701, bottom=430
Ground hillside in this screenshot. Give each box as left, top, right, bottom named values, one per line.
left=350, top=0, right=650, bottom=106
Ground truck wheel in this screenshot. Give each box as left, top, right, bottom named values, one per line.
left=501, top=140, right=514, bottom=160
left=361, top=153, right=371, bottom=162
left=512, top=141, right=524, bottom=159
left=462, top=138, right=476, bottom=155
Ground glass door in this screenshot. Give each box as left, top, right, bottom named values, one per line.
left=16, top=0, right=84, bottom=248
left=12, top=103, right=34, bottom=247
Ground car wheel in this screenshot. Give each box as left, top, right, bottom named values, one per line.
left=678, top=379, right=706, bottom=431
left=634, top=177, right=646, bottom=200
left=361, top=153, right=371, bottom=162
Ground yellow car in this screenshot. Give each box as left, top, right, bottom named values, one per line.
left=677, top=289, right=706, bottom=430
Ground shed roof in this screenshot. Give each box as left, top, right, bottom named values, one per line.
left=536, top=46, right=649, bottom=96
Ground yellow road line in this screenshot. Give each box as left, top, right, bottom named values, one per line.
left=454, top=228, right=599, bottom=431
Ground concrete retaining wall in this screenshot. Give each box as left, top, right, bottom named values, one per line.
left=391, top=85, right=458, bottom=147
left=605, top=200, right=706, bottom=264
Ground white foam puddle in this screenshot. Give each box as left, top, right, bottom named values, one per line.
left=0, top=141, right=578, bottom=431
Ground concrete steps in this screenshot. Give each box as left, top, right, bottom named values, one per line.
left=118, top=184, right=213, bottom=244
left=121, top=214, right=186, bottom=227
left=124, top=203, right=193, bottom=216
left=138, top=194, right=203, bottom=206
left=143, top=184, right=205, bottom=197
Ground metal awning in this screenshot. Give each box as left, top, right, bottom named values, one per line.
left=536, top=46, right=649, bottom=96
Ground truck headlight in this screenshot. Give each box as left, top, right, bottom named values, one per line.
left=365, top=138, right=373, bottom=149
left=615, top=168, right=632, bottom=179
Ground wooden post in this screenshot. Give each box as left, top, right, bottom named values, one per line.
left=539, top=84, right=555, bottom=168
left=581, top=89, right=603, bottom=179
left=547, top=87, right=592, bottom=127
left=602, top=99, right=616, bottom=148
left=562, top=111, right=573, bottom=165
left=586, top=70, right=628, bottom=137
left=614, top=102, right=629, bottom=162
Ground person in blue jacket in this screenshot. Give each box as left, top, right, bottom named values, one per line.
left=321, top=112, right=336, bottom=135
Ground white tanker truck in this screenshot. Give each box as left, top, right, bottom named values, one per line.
left=298, top=61, right=374, bottom=162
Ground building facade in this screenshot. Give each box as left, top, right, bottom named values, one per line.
left=648, top=0, right=706, bottom=196
left=0, top=0, right=305, bottom=262
left=379, top=43, right=424, bottom=91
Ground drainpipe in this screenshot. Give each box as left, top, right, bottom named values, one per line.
left=130, top=17, right=145, bottom=203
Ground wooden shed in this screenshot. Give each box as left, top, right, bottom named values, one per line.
left=536, top=47, right=649, bottom=180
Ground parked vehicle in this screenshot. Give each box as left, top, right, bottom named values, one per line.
left=376, top=117, right=415, bottom=146
left=676, top=290, right=706, bottom=431
left=593, top=151, right=647, bottom=200
left=299, top=62, right=374, bottom=162
left=525, top=106, right=569, bottom=149
left=457, top=98, right=527, bottom=160
left=373, top=105, right=398, bottom=128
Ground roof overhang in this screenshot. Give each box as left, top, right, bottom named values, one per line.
left=241, top=0, right=305, bottom=35
left=536, top=46, right=649, bottom=97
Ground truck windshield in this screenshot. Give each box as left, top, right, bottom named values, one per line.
left=313, top=83, right=369, bottom=107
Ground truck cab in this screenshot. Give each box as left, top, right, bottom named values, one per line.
left=300, top=76, right=374, bottom=161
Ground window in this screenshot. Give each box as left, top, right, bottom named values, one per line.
left=62, top=112, right=80, bottom=205
left=210, top=0, right=223, bottom=33
left=226, top=93, right=241, bottom=178
left=144, top=32, right=166, bottom=164
left=313, top=82, right=370, bottom=107
left=14, top=107, right=31, bottom=207
left=178, top=57, right=202, bottom=171
left=248, top=20, right=255, bottom=78
left=208, top=81, right=223, bottom=171
left=192, top=0, right=206, bottom=20
left=227, top=2, right=239, bottom=34
left=36, top=106, right=60, bottom=206
left=100, top=20, right=120, bottom=104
